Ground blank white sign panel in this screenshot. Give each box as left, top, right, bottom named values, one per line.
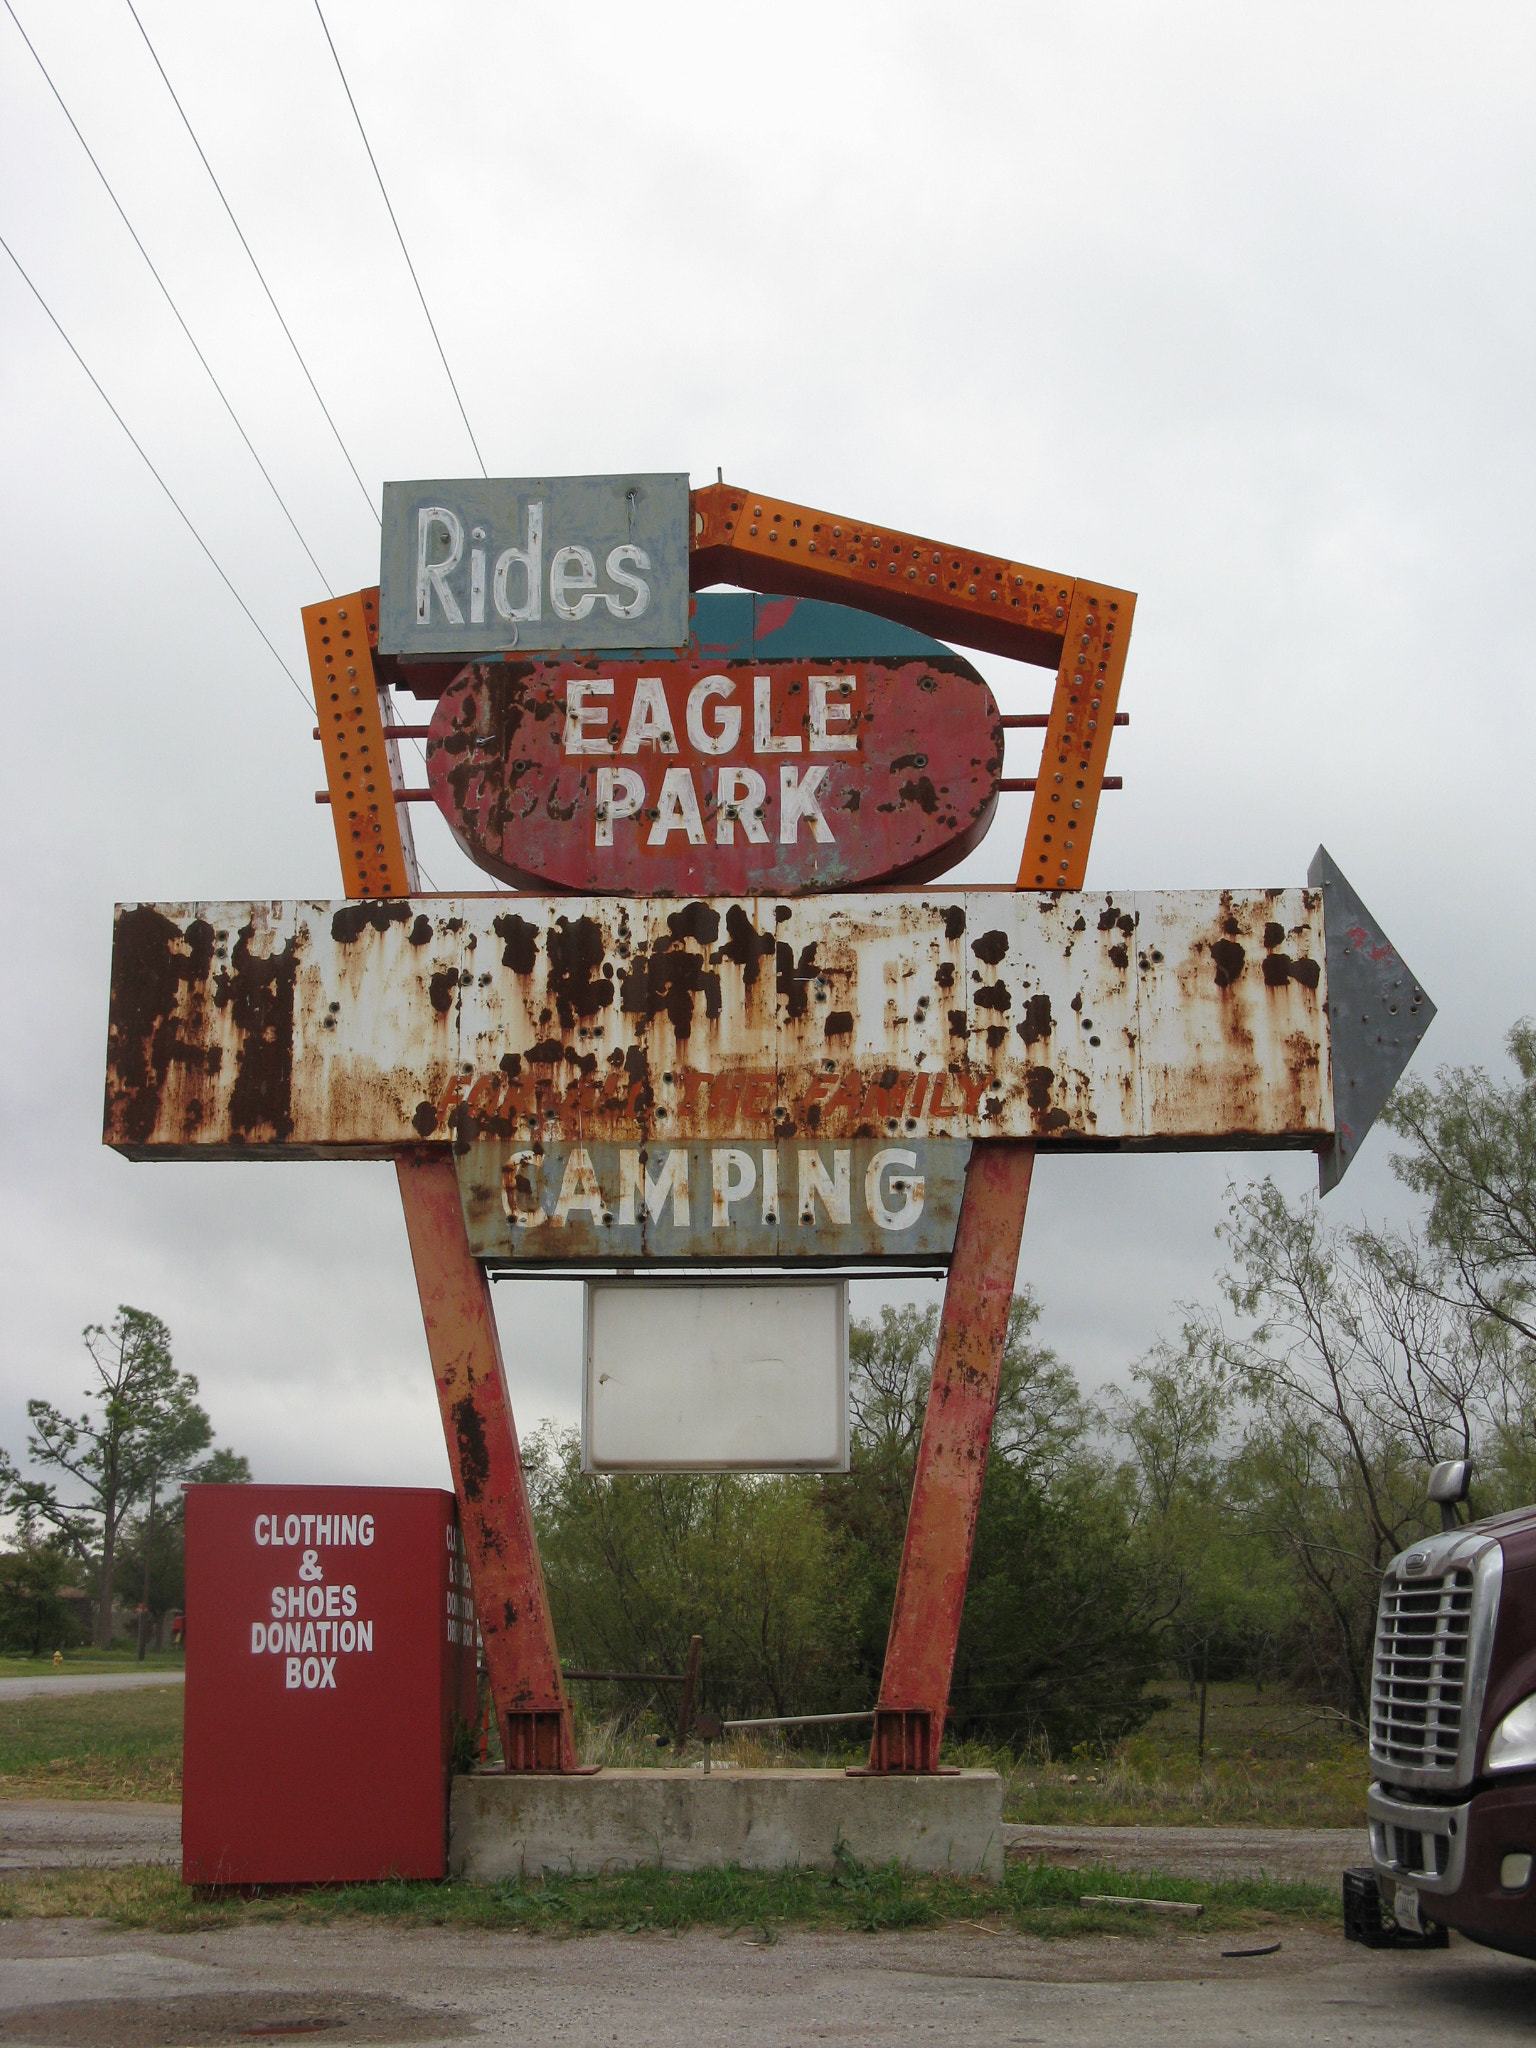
left=582, top=1280, right=849, bottom=1473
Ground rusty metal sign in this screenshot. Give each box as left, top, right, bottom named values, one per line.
left=104, top=882, right=1350, bottom=1159
left=378, top=474, right=689, bottom=657
left=457, top=1138, right=969, bottom=1266
left=427, top=650, right=1000, bottom=893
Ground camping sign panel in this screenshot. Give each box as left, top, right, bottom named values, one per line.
left=425, top=653, right=1003, bottom=893
left=457, top=1138, right=971, bottom=1265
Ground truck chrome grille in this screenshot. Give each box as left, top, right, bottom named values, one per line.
left=1370, top=1568, right=1474, bottom=1775
left=1369, top=1813, right=1455, bottom=1882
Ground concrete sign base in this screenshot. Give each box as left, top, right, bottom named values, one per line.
left=449, top=1767, right=1004, bottom=1882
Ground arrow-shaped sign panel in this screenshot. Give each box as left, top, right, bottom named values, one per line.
left=1309, top=844, right=1436, bottom=1192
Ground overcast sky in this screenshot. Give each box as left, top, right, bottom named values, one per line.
left=1, top=2, right=1531, bottom=1493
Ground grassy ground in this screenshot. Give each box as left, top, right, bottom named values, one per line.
left=0, top=1677, right=1367, bottom=1823
left=992, top=1681, right=1366, bottom=1830
left=0, top=1649, right=184, bottom=1678
left=0, top=1684, right=183, bottom=1801
left=0, top=1853, right=1336, bottom=1940
left=578, top=1683, right=1368, bottom=1830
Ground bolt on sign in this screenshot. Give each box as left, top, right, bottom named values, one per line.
left=379, top=474, right=690, bottom=657
left=426, top=594, right=1000, bottom=892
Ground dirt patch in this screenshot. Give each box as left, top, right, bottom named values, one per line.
left=0, top=1990, right=464, bottom=2044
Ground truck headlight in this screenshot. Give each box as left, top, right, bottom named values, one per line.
left=1487, top=1696, right=1536, bottom=1773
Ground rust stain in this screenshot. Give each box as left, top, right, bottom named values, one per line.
left=105, top=888, right=1335, bottom=1156
left=105, top=906, right=218, bottom=1147
left=214, top=924, right=298, bottom=1144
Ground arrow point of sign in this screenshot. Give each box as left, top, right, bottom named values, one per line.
left=1309, top=844, right=1436, bottom=1195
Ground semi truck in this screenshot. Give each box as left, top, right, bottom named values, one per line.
left=1363, top=1460, right=1536, bottom=1959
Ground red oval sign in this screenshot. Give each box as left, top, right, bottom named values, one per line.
left=427, top=655, right=1001, bottom=893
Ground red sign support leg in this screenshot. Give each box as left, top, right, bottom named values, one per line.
left=395, top=1154, right=580, bottom=1772
left=864, top=1142, right=1035, bottom=1773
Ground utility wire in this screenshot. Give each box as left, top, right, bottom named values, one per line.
left=8, top=220, right=442, bottom=879
left=3, top=0, right=333, bottom=590
left=1, top=232, right=310, bottom=711
left=312, top=0, right=488, bottom=477
left=120, top=0, right=380, bottom=530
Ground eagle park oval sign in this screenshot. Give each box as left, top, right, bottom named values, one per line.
left=426, top=649, right=1002, bottom=893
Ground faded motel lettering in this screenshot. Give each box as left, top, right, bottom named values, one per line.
left=435, top=1064, right=994, bottom=1143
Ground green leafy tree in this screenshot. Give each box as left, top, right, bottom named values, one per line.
left=951, top=1447, right=1165, bottom=1752
left=525, top=1428, right=859, bottom=1722
left=832, top=1294, right=1164, bottom=1751
left=1214, top=1179, right=1514, bottom=1728
left=115, top=1445, right=252, bottom=1650
left=0, top=1536, right=85, bottom=1657
left=1386, top=1020, right=1536, bottom=1345
left=1384, top=1021, right=1536, bottom=1506
left=824, top=1293, right=1089, bottom=1709
left=0, top=1307, right=238, bottom=1648
left=1114, top=1319, right=1291, bottom=1754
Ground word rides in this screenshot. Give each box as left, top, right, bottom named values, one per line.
left=379, top=474, right=689, bottom=655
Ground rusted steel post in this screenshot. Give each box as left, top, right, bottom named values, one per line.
left=301, top=589, right=581, bottom=1773
left=865, top=1142, right=1035, bottom=1773
left=677, top=1633, right=703, bottom=1747
left=395, top=1153, right=579, bottom=1771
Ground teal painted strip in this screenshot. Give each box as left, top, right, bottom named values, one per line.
left=689, top=593, right=956, bottom=662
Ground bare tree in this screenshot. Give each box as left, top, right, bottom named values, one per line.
left=1217, top=1180, right=1509, bottom=1728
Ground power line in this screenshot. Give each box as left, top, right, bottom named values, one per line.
left=312, top=0, right=488, bottom=477
left=1, top=232, right=310, bottom=710
left=120, top=0, right=381, bottom=531
left=3, top=0, right=333, bottom=590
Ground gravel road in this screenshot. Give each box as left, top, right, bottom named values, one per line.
left=0, top=1801, right=1371, bottom=1885
left=0, top=1801, right=180, bottom=1873
left=1003, top=1820, right=1370, bottom=1886
left=0, top=1671, right=184, bottom=1702
left=0, top=1915, right=1529, bottom=2046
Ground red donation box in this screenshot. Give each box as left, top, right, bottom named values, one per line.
left=182, top=1486, right=477, bottom=1884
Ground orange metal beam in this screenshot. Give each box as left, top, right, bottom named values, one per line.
left=689, top=483, right=1134, bottom=891
left=866, top=1142, right=1036, bottom=1773
left=301, top=589, right=416, bottom=897
left=395, top=1154, right=579, bottom=1772
left=689, top=481, right=1076, bottom=668
left=1016, top=580, right=1135, bottom=891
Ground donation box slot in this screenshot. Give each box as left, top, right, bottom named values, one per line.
left=182, top=1485, right=477, bottom=1885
